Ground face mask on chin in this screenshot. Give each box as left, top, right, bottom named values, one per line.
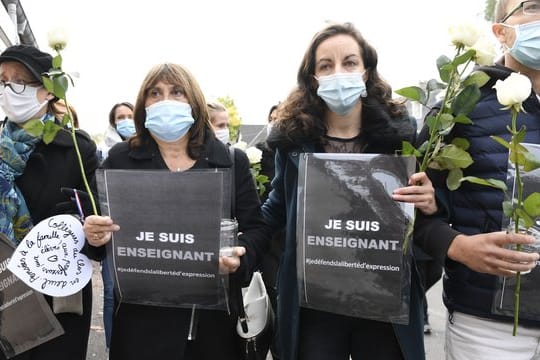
left=145, top=100, right=195, bottom=142
left=0, top=86, right=48, bottom=124
left=316, top=72, right=367, bottom=116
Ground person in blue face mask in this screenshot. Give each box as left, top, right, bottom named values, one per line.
left=259, top=22, right=445, bottom=360
left=99, top=102, right=135, bottom=162
left=420, top=1, right=540, bottom=359
left=81, top=63, right=267, bottom=360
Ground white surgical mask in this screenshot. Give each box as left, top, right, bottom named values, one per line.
left=0, top=86, right=48, bottom=124
left=215, top=128, right=230, bottom=144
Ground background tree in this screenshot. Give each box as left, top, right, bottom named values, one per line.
left=217, top=95, right=242, bottom=143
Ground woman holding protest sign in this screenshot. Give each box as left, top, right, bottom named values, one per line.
left=82, top=63, right=267, bottom=360
left=259, top=22, right=442, bottom=360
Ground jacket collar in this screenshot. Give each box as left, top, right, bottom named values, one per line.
left=127, top=134, right=233, bottom=167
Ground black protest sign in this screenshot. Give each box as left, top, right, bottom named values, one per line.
left=297, top=153, right=414, bottom=324
left=0, top=234, right=63, bottom=358
left=493, top=143, right=540, bottom=321
left=98, top=169, right=228, bottom=309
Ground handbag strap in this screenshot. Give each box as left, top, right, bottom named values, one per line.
left=228, top=146, right=249, bottom=334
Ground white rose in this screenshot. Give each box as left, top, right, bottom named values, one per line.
left=245, top=146, right=262, bottom=164
left=232, top=140, right=247, bottom=151
left=448, top=22, right=481, bottom=48
left=468, top=36, right=496, bottom=66
left=47, top=27, right=69, bottom=51
left=493, top=72, right=531, bottom=107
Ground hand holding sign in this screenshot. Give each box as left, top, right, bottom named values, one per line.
left=7, top=215, right=92, bottom=297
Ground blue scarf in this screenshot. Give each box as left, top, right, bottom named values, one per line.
left=0, top=121, right=40, bottom=244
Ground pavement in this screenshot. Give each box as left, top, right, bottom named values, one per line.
left=85, top=262, right=446, bottom=360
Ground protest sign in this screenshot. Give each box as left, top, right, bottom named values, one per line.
left=297, top=153, right=415, bottom=324
left=98, top=169, right=230, bottom=309
left=7, top=215, right=92, bottom=297
left=0, top=234, right=63, bottom=358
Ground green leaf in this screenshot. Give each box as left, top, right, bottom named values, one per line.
left=426, top=79, right=446, bottom=92
left=461, top=176, right=507, bottom=190
left=516, top=208, right=534, bottom=228
left=395, top=86, right=426, bottom=104
left=42, top=77, right=55, bottom=93
left=453, top=114, right=473, bottom=125
left=52, top=54, right=62, bottom=69
left=463, top=71, right=490, bottom=88
left=401, top=141, right=420, bottom=156
left=452, top=49, right=475, bottom=66
left=52, top=75, right=69, bottom=99
left=436, top=55, right=452, bottom=83
left=524, top=192, right=540, bottom=217
left=22, top=119, right=44, bottom=136
left=438, top=144, right=474, bottom=169
left=438, top=113, right=455, bottom=135
left=42, top=121, right=62, bottom=144
left=502, top=200, right=515, bottom=217
left=490, top=135, right=510, bottom=149
left=451, top=137, right=470, bottom=150
left=523, top=151, right=540, bottom=172
left=446, top=168, right=463, bottom=190
left=451, top=84, right=481, bottom=116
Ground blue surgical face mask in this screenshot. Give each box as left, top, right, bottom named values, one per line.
left=116, top=118, right=136, bottom=139
left=316, top=72, right=367, bottom=116
left=506, top=20, right=540, bottom=70
left=145, top=100, right=195, bottom=142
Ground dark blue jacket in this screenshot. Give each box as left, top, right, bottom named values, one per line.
left=423, top=64, right=540, bottom=326
left=262, top=98, right=430, bottom=360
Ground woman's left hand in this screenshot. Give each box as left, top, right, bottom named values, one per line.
left=219, top=246, right=246, bottom=274
left=391, top=172, right=437, bottom=215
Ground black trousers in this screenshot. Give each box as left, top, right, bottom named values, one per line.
left=298, top=308, right=404, bottom=360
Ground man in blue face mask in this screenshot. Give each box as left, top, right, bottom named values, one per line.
left=419, top=1, right=540, bottom=359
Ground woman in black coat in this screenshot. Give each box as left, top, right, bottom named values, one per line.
left=83, top=63, right=267, bottom=360
left=0, top=45, right=102, bottom=360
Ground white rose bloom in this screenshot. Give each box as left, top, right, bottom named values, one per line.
left=47, top=27, right=69, bottom=51
left=469, top=36, right=496, bottom=66
left=232, top=141, right=247, bottom=151
left=449, top=22, right=481, bottom=47
left=493, top=72, right=531, bottom=107
left=245, top=146, right=262, bottom=164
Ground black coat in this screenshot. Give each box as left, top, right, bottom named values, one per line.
left=103, top=136, right=268, bottom=360
left=7, top=127, right=102, bottom=360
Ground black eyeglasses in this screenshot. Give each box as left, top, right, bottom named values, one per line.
left=0, top=80, right=41, bottom=94
left=501, top=0, right=540, bottom=23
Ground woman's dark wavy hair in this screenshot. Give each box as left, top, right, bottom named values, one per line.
left=276, top=22, right=406, bottom=146
left=129, top=63, right=212, bottom=159
left=109, top=102, right=134, bottom=128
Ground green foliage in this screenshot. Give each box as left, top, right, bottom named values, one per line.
left=217, top=95, right=242, bottom=143
left=484, top=0, right=497, bottom=22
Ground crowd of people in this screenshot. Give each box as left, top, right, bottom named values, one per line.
left=0, top=1, right=540, bottom=359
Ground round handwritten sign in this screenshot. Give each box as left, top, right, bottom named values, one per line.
left=7, top=214, right=92, bottom=297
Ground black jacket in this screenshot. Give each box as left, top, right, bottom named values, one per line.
left=419, top=64, right=540, bottom=326
left=103, top=135, right=268, bottom=360
left=7, top=127, right=102, bottom=360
